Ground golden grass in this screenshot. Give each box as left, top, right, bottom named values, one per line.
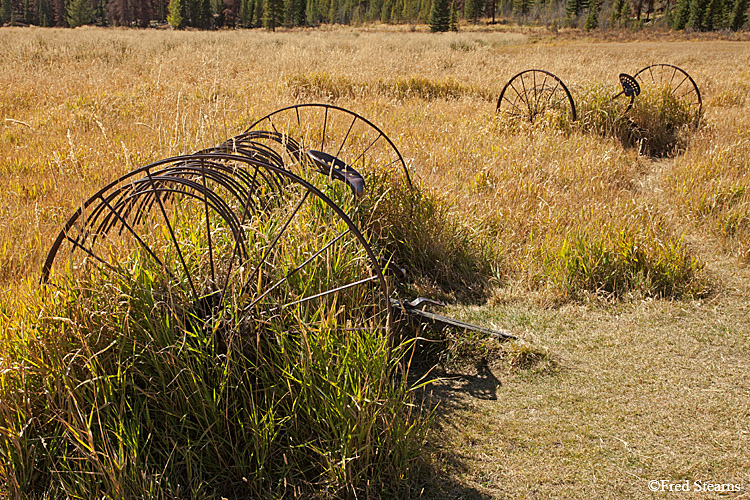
left=2, top=25, right=750, bottom=498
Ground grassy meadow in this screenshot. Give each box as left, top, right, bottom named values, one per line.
left=1, top=25, right=750, bottom=498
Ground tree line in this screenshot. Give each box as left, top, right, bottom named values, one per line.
left=0, top=0, right=746, bottom=31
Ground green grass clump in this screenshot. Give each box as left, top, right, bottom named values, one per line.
left=355, top=174, right=502, bottom=302
left=576, top=84, right=702, bottom=157
left=541, top=213, right=706, bottom=300
left=0, top=266, right=427, bottom=499
left=285, top=73, right=492, bottom=103
left=286, top=73, right=362, bottom=101
left=383, top=77, right=492, bottom=101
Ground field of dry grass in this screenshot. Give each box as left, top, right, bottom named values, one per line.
left=1, top=25, right=749, bottom=498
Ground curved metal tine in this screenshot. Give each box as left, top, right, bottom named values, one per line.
left=139, top=177, right=250, bottom=259
left=243, top=227, right=352, bottom=313
left=241, top=188, right=311, bottom=297
left=61, top=229, right=132, bottom=281
left=91, top=191, right=178, bottom=281
left=159, top=161, right=254, bottom=209
left=200, top=160, right=216, bottom=287
left=108, top=179, right=249, bottom=275
left=138, top=159, right=283, bottom=222
left=145, top=170, right=200, bottom=304
left=218, top=162, right=262, bottom=308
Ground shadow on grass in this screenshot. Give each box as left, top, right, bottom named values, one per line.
left=408, top=358, right=502, bottom=499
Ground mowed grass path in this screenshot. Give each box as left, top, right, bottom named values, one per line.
left=1, top=27, right=749, bottom=498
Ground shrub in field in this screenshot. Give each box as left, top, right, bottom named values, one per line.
left=540, top=213, right=706, bottom=300
left=354, top=173, right=502, bottom=302
left=576, top=84, right=702, bottom=157
left=0, top=257, right=426, bottom=498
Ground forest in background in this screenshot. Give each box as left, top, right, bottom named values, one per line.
left=0, top=0, right=747, bottom=32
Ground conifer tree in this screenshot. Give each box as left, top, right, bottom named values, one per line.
left=1, top=0, right=11, bottom=24
left=703, top=0, right=722, bottom=29
left=67, top=0, right=94, bottom=25
left=584, top=0, right=598, bottom=28
left=688, top=0, right=709, bottom=28
left=263, top=0, right=283, bottom=28
left=672, top=0, right=689, bottom=27
left=611, top=0, right=625, bottom=25
left=449, top=0, right=457, bottom=29
left=429, top=0, right=450, bottom=30
left=729, top=0, right=748, bottom=29
left=512, top=0, right=530, bottom=16
left=167, top=0, right=184, bottom=27
left=465, top=0, right=480, bottom=22
left=327, top=0, right=337, bottom=22
left=253, top=0, right=262, bottom=24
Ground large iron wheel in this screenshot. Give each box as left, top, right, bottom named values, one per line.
left=242, top=104, right=412, bottom=195
left=42, top=153, right=391, bottom=334
left=496, top=69, right=577, bottom=122
left=633, top=64, right=702, bottom=114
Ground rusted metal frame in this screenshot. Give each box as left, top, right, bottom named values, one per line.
left=245, top=103, right=413, bottom=189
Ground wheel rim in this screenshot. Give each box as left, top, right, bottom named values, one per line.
left=633, top=64, right=702, bottom=114
left=243, top=104, right=412, bottom=193
left=496, top=69, right=577, bottom=122
left=42, top=153, right=391, bottom=334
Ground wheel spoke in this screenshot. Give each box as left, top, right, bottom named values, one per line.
left=281, top=275, right=379, bottom=309
left=244, top=228, right=351, bottom=313
left=242, top=189, right=311, bottom=294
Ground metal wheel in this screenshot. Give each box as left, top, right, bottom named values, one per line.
left=496, top=69, right=577, bottom=122
left=242, top=104, right=412, bottom=196
left=42, top=153, right=391, bottom=333
left=633, top=64, right=702, bottom=114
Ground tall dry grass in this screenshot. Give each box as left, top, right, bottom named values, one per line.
left=2, top=25, right=750, bottom=497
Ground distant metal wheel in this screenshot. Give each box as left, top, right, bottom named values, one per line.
left=242, top=104, right=412, bottom=195
left=633, top=64, right=702, bottom=114
left=42, top=153, right=391, bottom=333
left=496, top=69, right=577, bottom=122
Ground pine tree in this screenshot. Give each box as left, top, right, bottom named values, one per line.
left=327, top=0, right=337, bottom=22
left=263, top=0, right=282, bottom=28
left=1, top=0, right=11, bottom=24
left=566, top=0, right=587, bottom=20
left=512, top=0, right=530, bottom=17
left=465, top=0, right=480, bottom=22
left=449, top=0, right=457, bottom=28
left=688, top=0, right=709, bottom=28
left=67, top=0, right=94, bottom=25
left=729, top=0, right=748, bottom=28
left=584, top=0, right=598, bottom=28
left=167, top=0, right=184, bottom=27
left=429, top=0, right=450, bottom=30
left=611, top=0, right=625, bottom=25
left=253, top=0, right=262, bottom=24
left=672, top=0, right=689, bottom=27
left=702, top=0, right=722, bottom=29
